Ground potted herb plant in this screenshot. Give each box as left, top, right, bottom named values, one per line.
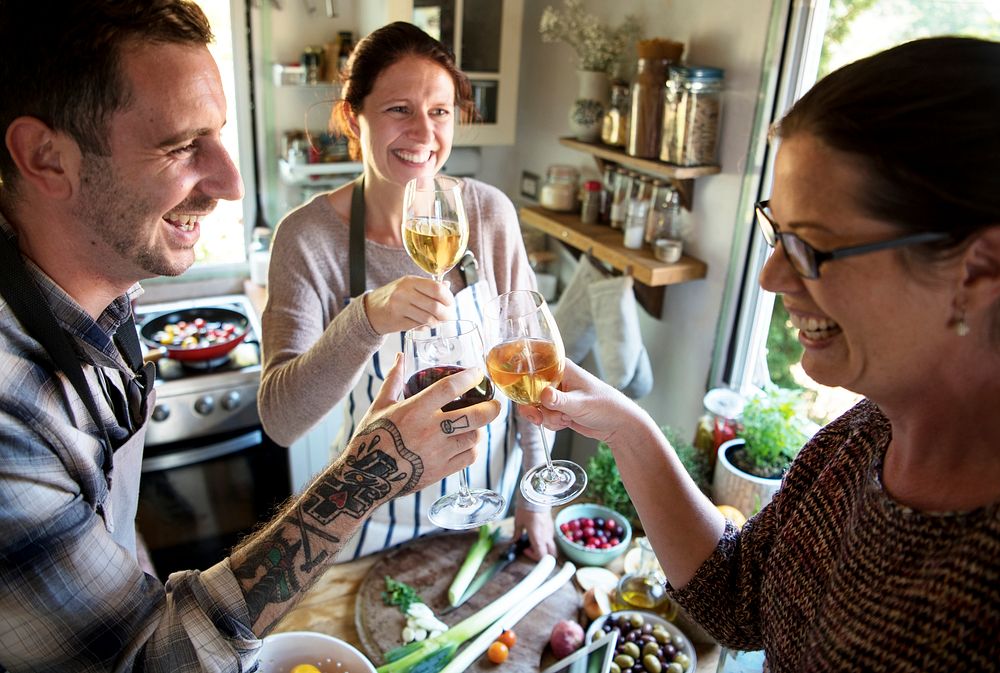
left=712, top=387, right=812, bottom=517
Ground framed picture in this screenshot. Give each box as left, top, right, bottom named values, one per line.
left=539, top=629, right=619, bottom=673
left=520, top=170, right=540, bottom=200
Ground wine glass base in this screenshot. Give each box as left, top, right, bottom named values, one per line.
left=520, top=460, right=588, bottom=507
left=428, top=489, right=507, bottom=530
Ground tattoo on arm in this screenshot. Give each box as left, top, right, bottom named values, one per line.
left=232, top=418, right=424, bottom=629
left=441, top=414, right=470, bottom=434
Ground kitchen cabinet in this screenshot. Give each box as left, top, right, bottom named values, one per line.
left=520, top=139, right=717, bottom=317
left=359, top=0, right=524, bottom=146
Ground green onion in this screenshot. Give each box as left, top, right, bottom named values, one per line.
left=447, top=524, right=500, bottom=606
left=377, top=554, right=557, bottom=673
left=438, top=561, right=576, bottom=673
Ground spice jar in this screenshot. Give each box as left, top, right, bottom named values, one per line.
left=539, top=165, right=579, bottom=212
left=627, top=39, right=684, bottom=159
left=692, top=388, right=745, bottom=471
left=600, top=80, right=630, bottom=147
left=609, top=168, right=633, bottom=230
left=623, top=176, right=652, bottom=249
left=580, top=180, right=601, bottom=224
left=598, top=164, right=616, bottom=225
left=661, top=65, right=725, bottom=166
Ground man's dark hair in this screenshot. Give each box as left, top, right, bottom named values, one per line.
left=0, top=0, right=214, bottom=197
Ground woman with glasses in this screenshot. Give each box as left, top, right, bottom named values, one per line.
left=519, top=37, right=1000, bottom=671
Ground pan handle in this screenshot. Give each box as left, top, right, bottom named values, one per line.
left=143, top=347, right=167, bottom=365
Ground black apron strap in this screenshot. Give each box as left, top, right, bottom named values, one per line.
left=0, top=232, right=148, bottom=464
left=349, top=175, right=366, bottom=298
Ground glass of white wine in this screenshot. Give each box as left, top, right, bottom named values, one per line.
left=402, top=175, right=469, bottom=283
left=403, top=320, right=506, bottom=529
left=483, top=290, right=587, bottom=506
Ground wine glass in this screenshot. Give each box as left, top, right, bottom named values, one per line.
left=402, top=319, right=506, bottom=530
left=402, top=175, right=469, bottom=283
left=483, top=290, right=588, bottom=506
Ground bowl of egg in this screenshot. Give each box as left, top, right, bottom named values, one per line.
left=258, top=631, right=377, bottom=673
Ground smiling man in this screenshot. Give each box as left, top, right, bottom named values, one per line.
left=0, top=2, right=498, bottom=671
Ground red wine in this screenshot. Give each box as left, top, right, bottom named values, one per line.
left=403, top=365, right=495, bottom=412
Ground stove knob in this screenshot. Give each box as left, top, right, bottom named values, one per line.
left=221, top=390, right=242, bottom=411
left=151, top=404, right=170, bottom=422
left=194, top=395, right=215, bottom=416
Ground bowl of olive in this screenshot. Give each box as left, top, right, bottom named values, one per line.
left=585, top=611, right=696, bottom=673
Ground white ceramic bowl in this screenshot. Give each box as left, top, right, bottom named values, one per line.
left=585, top=611, right=697, bottom=673
left=258, top=631, right=377, bottom=673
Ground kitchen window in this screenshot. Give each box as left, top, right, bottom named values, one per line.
left=717, top=0, right=1000, bottom=424
left=179, top=0, right=256, bottom=273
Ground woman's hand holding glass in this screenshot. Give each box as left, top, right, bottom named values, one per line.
left=483, top=290, right=588, bottom=506
left=403, top=320, right=507, bottom=529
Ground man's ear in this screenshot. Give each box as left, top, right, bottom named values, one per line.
left=5, top=116, right=80, bottom=200
left=960, top=226, right=1000, bottom=314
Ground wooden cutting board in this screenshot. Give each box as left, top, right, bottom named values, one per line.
left=355, top=531, right=580, bottom=672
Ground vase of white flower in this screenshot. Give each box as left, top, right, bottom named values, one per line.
left=540, top=0, right=640, bottom=141
left=569, top=69, right=609, bottom=142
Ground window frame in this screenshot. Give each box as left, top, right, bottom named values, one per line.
left=711, top=0, right=831, bottom=396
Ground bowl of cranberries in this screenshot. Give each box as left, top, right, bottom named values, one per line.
left=554, top=503, right=632, bottom=566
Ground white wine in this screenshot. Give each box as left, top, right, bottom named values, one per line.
left=402, top=216, right=467, bottom=278
left=486, top=338, right=564, bottom=406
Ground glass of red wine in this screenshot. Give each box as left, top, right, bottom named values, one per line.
left=402, top=319, right=506, bottom=530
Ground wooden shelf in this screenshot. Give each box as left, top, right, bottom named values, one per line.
left=519, top=205, right=707, bottom=317
left=558, top=137, right=720, bottom=210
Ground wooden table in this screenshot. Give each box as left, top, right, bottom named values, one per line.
left=270, top=540, right=721, bottom=673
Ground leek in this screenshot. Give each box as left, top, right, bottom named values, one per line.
left=377, top=554, right=557, bottom=673
left=447, top=524, right=500, bottom=606
left=438, top=561, right=577, bottom=673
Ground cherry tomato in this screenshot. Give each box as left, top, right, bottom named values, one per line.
left=498, top=630, right=517, bottom=648
left=487, top=641, right=509, bottom=664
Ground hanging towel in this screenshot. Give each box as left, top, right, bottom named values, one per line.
left=588, top=273, right=654, bottom=398
left=552, top=254, right=602, bottom=362
left=552, top=255, right=654, bottom=399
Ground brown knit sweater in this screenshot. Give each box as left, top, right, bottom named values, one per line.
left=671, top=399, right=1000, bottom=672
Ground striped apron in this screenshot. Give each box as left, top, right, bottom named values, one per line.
left=332, top=178, right=520, bottom=560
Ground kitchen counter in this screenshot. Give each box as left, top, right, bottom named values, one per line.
left=270, top=534, right=722, bottom=673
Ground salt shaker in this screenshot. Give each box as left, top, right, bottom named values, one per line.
left=580, top=180, right=601, bottom=224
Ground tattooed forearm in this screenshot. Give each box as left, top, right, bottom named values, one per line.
left=231, top=417, right=424, bottom=632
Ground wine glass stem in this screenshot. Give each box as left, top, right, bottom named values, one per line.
left=456, top=468, right=475, bottom=506
left=535, top=416, right=559, bottom=482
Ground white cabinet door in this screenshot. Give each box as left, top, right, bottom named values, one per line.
left=358, top=0, right=524, bottom=146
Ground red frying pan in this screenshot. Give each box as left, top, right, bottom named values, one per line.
left=139, top=306, right=250, bottom=363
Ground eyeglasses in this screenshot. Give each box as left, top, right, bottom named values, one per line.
left=754, top=200, right=950, bottom=279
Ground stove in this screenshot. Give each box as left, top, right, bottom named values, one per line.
left=134, top=293, right=263, bottom=448
left=133, top=293, right=291, bottom=579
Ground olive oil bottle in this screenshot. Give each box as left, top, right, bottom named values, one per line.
left=613, top=537, right=679, bottom=620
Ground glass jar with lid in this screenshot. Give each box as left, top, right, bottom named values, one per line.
left=661, top=65, right=725, bottom=166
left=627, top=39, right=684, bottom=159
left=600, top=80, right=630, bottom=147
left=692, top=387, right=745, bottom=470
left=539, top=165, right=580, bottom=212
left=609, top=168, right=633, bottom=230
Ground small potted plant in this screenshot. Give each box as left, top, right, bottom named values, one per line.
left=712, top=387, right=812, bottom=517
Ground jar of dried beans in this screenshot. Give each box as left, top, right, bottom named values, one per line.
left=661, top=65, right=725, bottom=166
